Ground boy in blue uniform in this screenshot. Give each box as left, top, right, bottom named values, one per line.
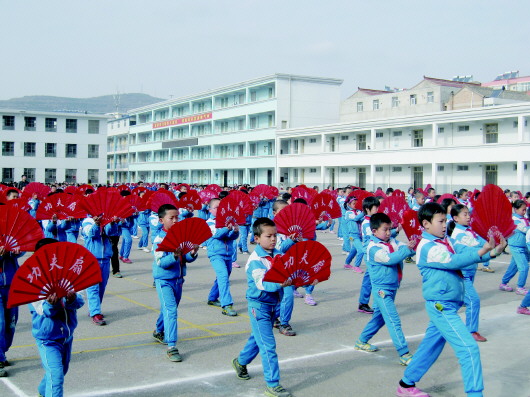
left=396, top=203, right=506, bottom=397
left=152, top=204, right=198, bottom=362
left=354, top=213, right=415, bottom=366
left=343, top=196, right=365, bottom=272
left=232, top=217, right=293, bottom=397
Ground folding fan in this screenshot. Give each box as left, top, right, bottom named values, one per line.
left=155, top=218, right=212, bottom=254
left=177, top=190, right=202, bottom=211
left=269, top=186, right=279, bottom=198
left=0, top=206, right=44, bottom=252
left=177, top=183, right=190, bottom=192
left=470, top=184, right=516, bottom=243
left=117, top=184, right=130, bottom=192
left=206, top=184, right=222, bottom=194
left=199, top=189, right=217, bottom=204
left=468, top=189, right=481, bottom=206
left=7, top=242, right=102, bottom=308
left=379, top=196, right=409, bottom=228
left=36, top=193, right=87, bottom=220
left=393, top=189, right=406, bottom=198
left=310, top=192, right=342, bottom=221
left=6, top=198, right=31, bottom=212
left=291, top=186, right=317, bottom=204
left=215, top=195, right=247, bottom=228
left=351, top=190, right=375, bottom=211
left=321, top=189, right=338, bottom=199
left=401, top=209, right=423, bottom=249
left=437, top=193, right=457, bottom=204
left=146, top=191, right=179, bottom=212
left=22, top=182, right=51, bottom=201
left=64, top=185, right=78, bottom=195
left=252, top=184, right=275, bottom=200
left=228, top=190, right=254, bottom=216
left=374, top=188, right=388, bottom=199
left=262, top=240, right=332, bottom=288
left=80, top=189, right=134, bottom=227
left=78, top=184, right=94, bottom=194
left=127, top=194, right=146, bottom=212
left=274, top=203, right=316, bottom=240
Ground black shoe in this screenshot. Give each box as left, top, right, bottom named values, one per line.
left=207, top=299, right=221, bottom=307
left=238, top=248, right=243, bottom=254
left=279, top=324, right=297, bottom=336
left=273, top=318, right=280, bottom=329
left=404, top=257, right=414, bottom=263
left=232, top=357, right=250, bottom=380
left=358, top=304, right=374, bottom=314
left=153, top=330, right=167, bottom=345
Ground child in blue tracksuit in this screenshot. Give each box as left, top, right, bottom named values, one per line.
left=64, top=218, right=82, bottom=244
left=198, top=203, right=209, bottom=220
left=42, top=216, right=68, bottom=242
left=118, top=215, right=135, bottom=268
left=205, top=198, right=239, bottom=316
left=28, top=194, right=40, bottom=218
left=500, top=199, right=529, bottom=295
left=151, top=204, right=198, bottom=362
left=396, top=202, right=506, bottom=397
left=149, top=211, right=162, bottom=244
left=137, top=209, right=151, bottom=251
left=232, top=217, right=293, bottom=397
left=237, top=213, right=252, bottom=255
left=82, top=216, right=116, bottom=326
left=354, top=213, right=415, bottom=365
left=336, top=189, right=346, bottom=239
left=450, top=204, right=489, bottom=342
left=343, top=196, right=365, bottom=272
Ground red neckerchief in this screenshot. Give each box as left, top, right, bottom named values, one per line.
left=380, top=240, right=402, bottom=282
left=364, top=216, right=371, bottom=221
left=466, top=227, right=478, bottom=239
left=435, top=238, right=463, bottom=278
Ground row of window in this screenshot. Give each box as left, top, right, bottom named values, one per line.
left=1, top=142, right=99, bottom=158
left=1, top=168, right=99, bottom=184
left=1, top=116, right=100, bottom=133
left=357, top=92, right=435, bottom=112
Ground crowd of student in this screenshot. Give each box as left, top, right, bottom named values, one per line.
left=0, top=180, right=528, bottom=397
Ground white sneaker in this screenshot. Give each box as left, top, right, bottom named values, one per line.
left=143, top=248, right=151, bottom=253
left=132, top=236, right=139, bottom=239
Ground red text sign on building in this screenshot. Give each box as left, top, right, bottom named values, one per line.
left=152, top=112, right=213, bottom=129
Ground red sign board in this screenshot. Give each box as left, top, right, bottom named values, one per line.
left=152, top=112, right=212, bottom=129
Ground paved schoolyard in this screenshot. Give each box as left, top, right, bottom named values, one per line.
left=1, top=230, right=529, bottom=397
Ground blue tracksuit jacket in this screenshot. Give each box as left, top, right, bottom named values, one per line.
left=205, top=217, right=239, bottom=258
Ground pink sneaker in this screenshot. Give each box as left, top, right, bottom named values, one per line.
left=232, top=262, right=241, bottom=268
left=517, top=306, right=530, bottom=315
left=499, top=283, right=513, bottom=292
left=396, top=385, right=430, bottom=397
left=122, top=258, right=133, bottom=264
left=352, top=266, right=364, bottom=274
left=304, top=294, right=317, bottom=306
left=516, top=287, right=528, bottom=295
left=344, top=264, right=354, bottom=270
left=293, top=289, right=304, bottom=298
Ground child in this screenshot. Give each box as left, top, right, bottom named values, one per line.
left=499, top=199, right=529, bottom=295
left=30, top=238, right=84, bottom=397
left=232, top=217, right=293, bottom=397
left=396, top=202, right=506, bottom=397
left=137, top=208, right=151, bottom=252
left=205, top=198, right=239, bottom=316
left=410, top=191, right=425, bottom=211
left=354, top=213, right=415, bottom=365
left=449, top=204, right=489, bottom=342
left=424, top=188, right=436, bottom=203
left=343, top=196, right=365, bottom=272
left=152, top=204, right=198, bottom=362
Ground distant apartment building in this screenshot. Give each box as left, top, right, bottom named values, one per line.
left=0, top=109, right=108, bottom=184
left=482, top=71, right=530, bottom=92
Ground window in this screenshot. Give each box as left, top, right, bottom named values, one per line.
left=375, top=166, right=383, bottom=172
left=268, top=114, right=274, bottom=127
left=458, top=125, right=470, bottom=132
left=357, top=134, right=367, bottom=150
left=220, top=97, right=228, bottom=108
left=238, top=119, right=245, bottom=130
left=45, top=168, right=56, bottom=183
left=66, top=119, right=77, bottom=133
left=341, top=135, right=349, bottom=141
left=513, top=163, right=527, bottom=171
left=2, top=115, right=14, bottom=130
left=376, top=132, right=384, bottom=138
left=2, top=168, right=13, bottom=182
left=392, top=166, right=402, bottom=172
left=87, top=169, right=99, bottom=184
left=88, top=120, right=100, bottom=134
left=393, top=130, right=402, bottom=137
left=196, top=103, right=205, bottom=113
left=437, top=165, right=445, bottom=171
left=250, top=117, right=257, bottom=129
left=24, top=142, right=36, bottom=156
left=309, top=168, right=317, bottom=173
left=24, top=168, right=36, bottom=181
left=45, top=143, right=56, bottom=157
left=220, top=121, right=229, bottom=133
left=24, top=117, right=36, bottom=131
left=457, top=165, right=469, bottom=171
left=309, top=138, right=317, bottom=143
left=268, top=87, right=274, bottom=98
left=392, top=96, right=399, bottom=108
left=281, top=120, right=288, bottom=129
left=250, top=91, right=257, bottom=102
left=340, top=168, right=349, bottom=173
left=412, top=129, right=423, bottom=147
left=484, top=123, right=498, bottom=143
left=372, top=100, right=380, bottom=110
left=65, top=144, right=77, bottom=158
left=410, top=94, right=417, bottom=105
left=485, top=165, right=497, bottom=185
left=65, top=169, right=77, bottom=183
left=438, top=127, right=444, bottom=133
left=45, top=118, right=57, bottom=132
left=513, top=120, right=528, bottom=127
left=88, top=144, right=99, bottom=158
left=2, top=141, right=14, bottom=156
left=356, top=102, right=363, bottom=112
left=427, top=91, right=434, bottom=103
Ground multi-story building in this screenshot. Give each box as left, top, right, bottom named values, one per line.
left=110, top=74, right=342, bottom=186
left=0, top=109, right=108, bottom=184
left=482, top=71, right=530, bottom=92
left=107, top=114, right=133, bottom=184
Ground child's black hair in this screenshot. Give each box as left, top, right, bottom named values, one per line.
left=158, top=204, right=177, bottom=218
left=272, top=200, right=288, bottom=212
left=252, top=217, right=276, bottom=236
left=35, top=238, right=59, bottom=252
left=418, top=202, right=445, bottom=224
left=512, top=199, right=526, bottom=210
left=218, top=191, right=229, bottom=200
left=362, top=196, right=380, bottom=213
left=448, top=204, right=469, bottom=235
left=433, top=194, right=441, bottom=203
left=120, top=190, right=131, bottom=197
left=6, top=189, right=19, bottom=197
left=370, top=213, right=392, bottom=231
left=440, top=198, right=457, bottom=213
left=281, top=192, right=291, bottom=201
left=385, top=187, right=394, bottom=195
left=292, top=198, right=307, bottom=205
left=178, top=191, right=187, bottom=200
left=458, top=188, right=468, bottom=198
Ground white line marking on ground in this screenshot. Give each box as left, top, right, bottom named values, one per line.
left=0, top=378, right=30, bottom=397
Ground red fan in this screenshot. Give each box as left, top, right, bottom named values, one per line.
left=22, top=182, right=51, bottom=201
left=64, top=185, right=78, bottom=195
left=0, top=206, right=44, bottom=252
left=321, top=189, right=338, bottom=199
left=274, top=203, right=316, bottom=240
left=310, top=192, right=342, bottom=221
left=7, top=242, right=102, bottom=308
left=228, top=190, right=254, bottom=216
left=436, top=193, right=456, bottom=204
left=37, top=193, right=87, bottom=220
left=177, top=183, right=190, bottom=192
left=291, top=186, right=317, bottom=204
left=470, top=184, right=516, bottom=243
left=177, top=190, right=202, bottom=211
left=374, top=188, right=388, bottom=199
left=350, top=190, right=375, bottom=211
left=155, top=218, right=213, bottom=255
left=215, top=196, right=247, bottom=228
left=401, top=209, right=423, bottom=249
left=379, top=196, right=409, bottom=228
left=263, top=241, right=332, bottom=288
left=206, top=184, right=222, bottom=194
left=127, top=194, right=146, bottom=212
left=199, top=189, right=217, bottom=204
left=78, top=184, right=94, bottom=194
left=252, top=184, right=275, bottom=200
left=146, top=191, right=179, bottom=212
left=133, top=186, right=148, bottom=195
left=468, top=189, right=481, bottom=206
left=117, top=184, right=130, bottom=192
left=393, top=189, right=405, bottom=198
left=81, top=190, right=134, bottom=227
left=6, top=198, right=31, bottom=212
left=269, top=186, right=279, bottom=197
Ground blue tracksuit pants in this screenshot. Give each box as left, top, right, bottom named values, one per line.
left=86, top=259, right=110, bottom=316
left=138, top=225, right=149, bottom=248
left=345, top=237, right=364, bottom=267
left=0, top=288, right=18, bottom=362
left=359, top=270, right=372, bottom=305
left=402, top=301, right=483, bottom=397
left=132, top=217, right=138, bottom=237
left=155, top=278, right=184, bottom=346
left=464, top=276, right=480, bottom=333
left=36, top=337, right=73, bottom=397
left=238, top=302, right=280, bottom=387
left=207, top=256, right=233, bottom=307
left=120, top=228, right=132, bottom=259
left=65, top=230, right=79, bottom=244
left=337, top=217, right=344, bottom=238
left=237, top=225, right=250, bottom=253
left=231, top=241, right=238, bottom=263
left=521, top=291, right=530, bottom=307
left=501, top=246, right=529, bottom=288
left=359, top=288, right=408, bottom=356
left=275, top=286, right=294, bottom=326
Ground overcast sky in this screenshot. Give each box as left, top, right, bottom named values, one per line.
left=1, top=0, right=529, bottom=101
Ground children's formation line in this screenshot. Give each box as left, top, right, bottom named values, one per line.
left=0, top=181, right=529, bottom=397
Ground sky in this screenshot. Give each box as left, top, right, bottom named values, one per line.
left=1, top=0, right=529, bottom=101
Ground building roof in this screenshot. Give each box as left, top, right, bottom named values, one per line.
left=412, top=76, right=481, bottom=89
left=457, top=85, right=530, bottom=101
